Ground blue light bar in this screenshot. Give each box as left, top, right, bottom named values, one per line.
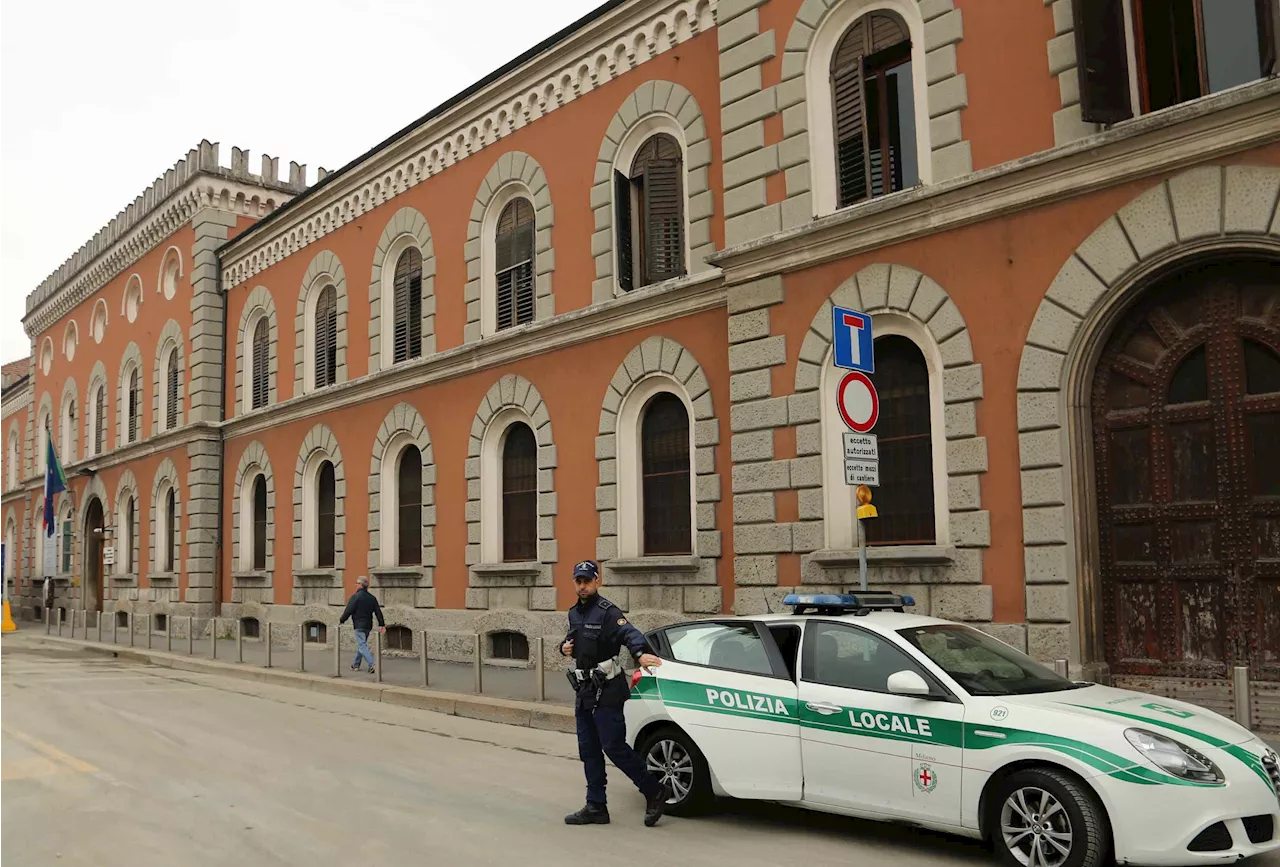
left=781, top=592, right=914, bottom=614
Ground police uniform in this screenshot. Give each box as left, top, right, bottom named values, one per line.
left=562, top=560, right=666, bottom=827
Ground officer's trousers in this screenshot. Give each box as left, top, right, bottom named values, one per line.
left=576, top=703, right=660, bottom=806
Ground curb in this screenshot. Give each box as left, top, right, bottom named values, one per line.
left=21, top=635, right=577, bottom=735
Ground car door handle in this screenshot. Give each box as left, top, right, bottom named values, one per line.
left=805, top=701, right=843, bottom=715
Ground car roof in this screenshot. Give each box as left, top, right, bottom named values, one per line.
left=738, top=611, right=955, bottom=632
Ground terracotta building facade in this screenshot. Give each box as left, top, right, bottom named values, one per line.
left=4, top=0, right=1279, bottom=718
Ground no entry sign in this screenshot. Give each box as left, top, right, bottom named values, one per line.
left=836, top=370, right=879, bottom=433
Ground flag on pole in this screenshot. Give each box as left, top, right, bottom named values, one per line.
left=43, top=436, right=67, bottom=537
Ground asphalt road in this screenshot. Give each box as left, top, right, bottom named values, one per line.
left=2, top=636, right=1273, bottom=867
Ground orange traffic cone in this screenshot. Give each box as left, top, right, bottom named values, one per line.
left=2, top=600, right=17, bottom=633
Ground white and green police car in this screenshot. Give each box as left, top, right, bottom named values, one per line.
left=623, top=592, right=1280, bottom=866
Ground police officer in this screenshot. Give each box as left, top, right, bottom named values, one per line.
left=561, top=560, right=667, bottom=827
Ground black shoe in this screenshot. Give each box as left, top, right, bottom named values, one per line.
left=564, top=803, right=610, bottom=825
left=644, top=784, right=668, bottom=827
left=350, top=663, right=361, bottom=671
left=367, top=666, right=375, bottom=675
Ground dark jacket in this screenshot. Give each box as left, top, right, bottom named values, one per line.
left=339, top=587, right=385, bottom=632
left=563, top=594, right=652, bottom=709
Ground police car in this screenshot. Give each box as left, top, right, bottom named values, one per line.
left=623, top=592, right=1280, bottom=866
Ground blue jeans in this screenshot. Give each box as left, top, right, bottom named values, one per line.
left=352, top=629, right=375, bottom=669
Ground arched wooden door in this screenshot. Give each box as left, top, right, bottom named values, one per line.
left=84, top=497, right=104, bottom=613
left=1093, top=258, right=1280, bottom=714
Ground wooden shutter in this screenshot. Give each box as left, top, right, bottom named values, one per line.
left=94, top=385, right=105, bottom=454
left=1073, top=0, right=1134, bottom=124
left=495, top=199, right=535, bottom=330
left=501, top=424, right=538, bottom=562
left=128, top=369, right=139, bottom=443
left=1258, top=0, right=1279, bottom=76
left=166, top=351, right=179, bottom=430
left=397, top=446, right=422, bottom=566
left=318, top=461, right=336, bottom=568
left=393, top=249, right=422, bottom=362
left=832, top=19, right=870, bottom=207
left=251, top=318, right=269, bottom=409
left=643, top=159, right=685, bottom=283
left=315, top=286, right=337, bottom=388
left=614, top=170, right=634, bottom=292
left=640, top=393, right=691, bottom=555
left=252, top=475, right=267, bottom=571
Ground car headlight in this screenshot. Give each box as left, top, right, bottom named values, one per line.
left=1125, top=728, right=1223, bottom=783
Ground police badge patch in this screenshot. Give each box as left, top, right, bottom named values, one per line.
left=617, top=618, right=627, bottom=625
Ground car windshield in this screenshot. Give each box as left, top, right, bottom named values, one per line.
left=897, top=625, right=1084, bottom=696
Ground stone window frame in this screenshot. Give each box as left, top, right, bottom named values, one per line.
left=295, top=250, right=349, bottom=395
left=1015, top=164, right=1280, bottom=663
left=121, top=274, right=144, bottom=323
left=35, top=393, right=53, bottom=477
left=55, top=494, right=74, bottom=577
left=39, top=336, right=54, bottom=376
left=293, top=423, right=346, bottom=582
left=792, top=263, right=989, bottom=607
left=233, top=441, right=276, bottom=579
left=116, top=342, right=144, bottom=447
left=7, top=420, right=21, bottom=491
left=465, top=152, right=555, bottom=343
left=235, top=286, right=280, bottom=415
left=590, top=80, right=715, bottom=305
left=63, top=319, right=79, bottom=362
left=90, top=298, right=109, bottom=344
left=84, top=362, right=108, bottom=459
left=368, top=403, right=437, bottom=596
left=3, top=512, right=16, bottom=580
left=153, top=319, right=186, bottom=435
left=112, top=469, right=140, bottom=580
left=369, top=207, right=437, bottom=373
left=58, top=378, right=79, bottom=465
left=781, top=0, right=971, bottom=222
left=464, top=374, right=558, bottom=602
left=157, top=245, right=184, bottom=300
left=595, top=336, right=723, bottom=592
left=149, top=458, right=182, bottom=579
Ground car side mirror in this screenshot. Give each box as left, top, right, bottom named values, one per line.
left=886, top=669, right=932, bottom=697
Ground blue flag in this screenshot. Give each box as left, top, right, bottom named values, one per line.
left=43, top=437, right=66, bottom=537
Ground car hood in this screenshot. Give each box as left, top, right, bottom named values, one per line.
left=1001, top=683, right=1254, bottom=747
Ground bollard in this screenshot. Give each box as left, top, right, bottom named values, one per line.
left=265, top=621, right=272, bottom=668
left=57, top=608, right=63, bottom=637
left=147, top=614, right=153, bottom=650
left=375, top=630, right=383, bottom=683
left=236, top=619, right=243, bottom=664
left=166, top=617, right=172, bottom=653
left=45, top=607, right=51, bottom=635
left=1054, top=658, right=1068, bottom=679
left=186, top=616, right=193, bottom=655
left=420, top=630, right=429, bottom=687
left=128, top=613, right=135, bottom=647
left=334, top=623, right=341, bottom=677
left=534, top=637, right=545, bottom=702
left=112, top=611, right=118, bottom=644
left=1233, top=665, right=1252, bottom=730
left=473, top=633, right=483, bottom=694
left=97, top=611, right=104, bottom=644
left=299, top=623, right=306, bottom=673
left=211, top=618, right=218, bottom=659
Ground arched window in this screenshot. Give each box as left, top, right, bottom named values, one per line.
left=164, top=487, right=177, bottom=572
left=251, top=317, right=270, bottom=410
left=6, top=434, right=16, bottom=489
left=314, top=285, right=338, bottom=389
left=161, top=253, right=180, bottom=299
left=617, top=134, right=685, bottom=291
left=61, top=398, right=76, bottom=459
left=124, top=495, right=136, bottom=573
left=495, top=198, right=535, bottom=331
left=864, top=336, right=934, bottom=545
left=127, top=367, right=140, bottom=443
left=393, top=248, right=423, bottom=362
left=252, top=474, right=268, bottom=571
left=317, top=460, right=336, bottom=568
left=501, top=424, right=537, bottom=561
left=92, top=384, right=106, bottom=456
left=831, top=11, right=917, bottom=208
left=164, top=348, right=180, bottom=431
left=640, top=393, right=692, bottom=555
left=124, top=277, right=142, bottom=323
left=397, top=445, right=423, bottom=566
left=60, top=503, right=73, bottom=574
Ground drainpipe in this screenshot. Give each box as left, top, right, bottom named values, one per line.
left=213, top=243, right=227, bottom=614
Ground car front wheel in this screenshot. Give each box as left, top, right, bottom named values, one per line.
left=991, top=768, right=1109, bottom=867
left=638, top=725, right=713, bottom=816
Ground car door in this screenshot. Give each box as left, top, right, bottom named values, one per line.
left=797, top=620, right=965, bottom=825
left=651, top=619, right=802, bottom=801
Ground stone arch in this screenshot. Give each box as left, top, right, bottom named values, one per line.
left=295, top=249, right=349, bottom=393
left=369, top=208, right=437, bottom=371
left=595, top=336, right=722, bottom=592
left=35, top=392, right=53, bottom=478
left=233, top=441, right=276, bottom=578
left=3, top=510, right=16, bottom=581
left=779, top=0, right=970, bottom=220
left=368, top=403, right=436, bottom=580
left=116, top=342, right=144, bottom=447
left=74, top=473, right=108, bottom=587
left=149, top=457, right=182, bottom=576
left=58, top=377, right=79, bottom=465
left=292, top=423, right=346, bottom=575
left=589, top=81, right=715, bottom=304
left=464, top=374, right=557, bottom=606
left=152, top=319, right=186, bottom=434
left=1016, top=164, right=1280, bottom=663
left=7, top=418, right=23, bottom=490
left=84, top=361, right=108, bottom=456
left=235, top=286, right=280, bottom=414
left=113, top=469, right=141, bottom=578
left=463, top=152, right=554, bottom=342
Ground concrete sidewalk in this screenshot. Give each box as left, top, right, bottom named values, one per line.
left=13, top=632, right=577, bottom=734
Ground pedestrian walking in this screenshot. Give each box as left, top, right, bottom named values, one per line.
left=338, top=576, right=385, bottom=675
left=560, top=560, right=668, bottom=827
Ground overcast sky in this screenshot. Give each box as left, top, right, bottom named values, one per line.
left=0, top=0, right=600, bottom=367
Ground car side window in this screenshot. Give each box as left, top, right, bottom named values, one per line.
left=801, top=621, right=927, bottom=693
left=663, top=623, right=775, bottom=676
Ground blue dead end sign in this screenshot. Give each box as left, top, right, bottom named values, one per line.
left=832, top=305, right=874, bottom=373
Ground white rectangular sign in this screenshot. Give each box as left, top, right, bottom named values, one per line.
left=843, top=458, right=880, bottom=486
left=842, top=432, right=878, bottom=461
left=103, top=546, right=116, bottom=566
left=43, top=532, right=56, bottom=578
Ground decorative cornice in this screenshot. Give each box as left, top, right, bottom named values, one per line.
left=219, top=0, right=717, bottom=289
left=1, top=382, right=32, bottom=420
left=224, top=270, right=724, bottom=438
left=24, top=141, right=308, bottom=338
left=712, top=80, right=1280, bottom=283
left=11, top=421, right=219, bottom=492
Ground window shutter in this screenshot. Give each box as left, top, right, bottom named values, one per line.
left=407, top=267, right=422, bottom=358
left=833, top=61, right=869, bottom=207
left=393, top=249, right=422, bottom=362
left=614, top=170, right=634, bottom=292
left=252, top=318, right=269, bottom=409
left=128, top=369, right=139, bottom=442
left=515, top=262, right=535, bottom=326
left=315, top=287, right=337, bottom=388
left=1072, top=0, right=1134, bottom=124
left=166, top=352, right=179, bottom=430
left=643, top=158, right=685, bottom=283
left=94, top=386, right=105, bottom=455
left=495, top=200, right=535, bottom=330
left=1258, top=0, right=1279, bottom=76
